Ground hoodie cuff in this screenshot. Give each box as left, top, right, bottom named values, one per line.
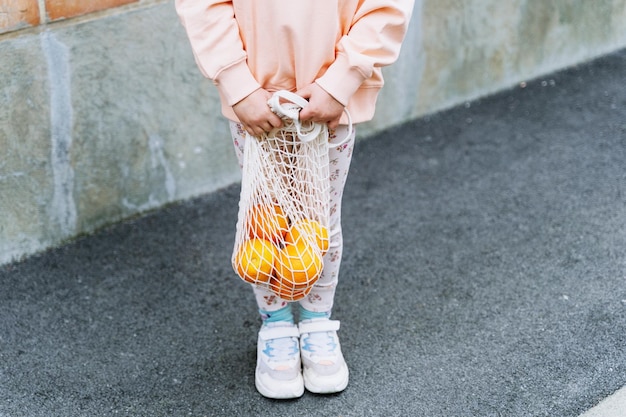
left=214, top=60, right=261, bottom=106
left=315, top=53, right=367, bottom=107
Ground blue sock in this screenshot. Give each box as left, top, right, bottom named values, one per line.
left=299, top=305, right=331, bottom=322
left=260, top=305, right=294, bottom=324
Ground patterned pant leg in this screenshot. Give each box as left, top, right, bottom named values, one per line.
left=229, top=122, right=289, bottom=313
left=298, top=125, right=355, bottom=313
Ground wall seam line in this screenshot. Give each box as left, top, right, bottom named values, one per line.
left=38, top=0, right=47, bottom=25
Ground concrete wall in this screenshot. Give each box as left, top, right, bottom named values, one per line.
left=2, top=0, right=626, bottom=265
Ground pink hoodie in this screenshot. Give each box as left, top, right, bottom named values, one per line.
left=175, top=0, right=414, bottom=124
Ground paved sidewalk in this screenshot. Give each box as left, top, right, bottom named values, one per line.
left=1, top=49, right=625, bottom=417
left=580, top=386, right=626, bottom=417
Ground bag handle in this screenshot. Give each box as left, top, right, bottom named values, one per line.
left=267, top=90, right=353, bottom=147
left=267, top=91, right=322, bottom=142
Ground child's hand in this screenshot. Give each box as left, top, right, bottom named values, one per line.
left=232, top=89, right=283, bottom=136
left=296, top=84, right=345, bottom=129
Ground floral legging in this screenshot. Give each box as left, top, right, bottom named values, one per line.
left=230, top=121, right=355, bottom=316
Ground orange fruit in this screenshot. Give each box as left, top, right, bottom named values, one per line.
left=274, top=241, right=322, bottom=290
left=284, top=219, right=329, bottom=255
left=247, top=204, right=288, bottom=242
left=234, top=238, right=277, bottom=284
left=268, top=276, right=309, bottom=301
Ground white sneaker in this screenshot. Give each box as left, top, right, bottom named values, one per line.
left=298, top=318, right=349, bottom=394
left=255, top=322, right=304, bottom=399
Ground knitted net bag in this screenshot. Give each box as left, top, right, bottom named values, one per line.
left=232, top=90, right=352, bottom=301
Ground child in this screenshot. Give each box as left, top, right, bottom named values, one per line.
left=175, top=0, right=415, bottom=399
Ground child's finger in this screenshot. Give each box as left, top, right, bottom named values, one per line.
left=295, top=85, right=312, bottom=100
left=328, top=118, right=340, bottom=130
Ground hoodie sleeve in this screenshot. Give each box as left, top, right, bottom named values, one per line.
left=316, top=0, right=415, bottom=106
left=175, top=0, right=260, bottom=106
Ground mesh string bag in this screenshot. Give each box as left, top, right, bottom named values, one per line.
left=232, top=90, right=352, bottom=301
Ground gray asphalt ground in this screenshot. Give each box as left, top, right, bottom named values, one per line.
left=1, top=49, right=625, bottom=417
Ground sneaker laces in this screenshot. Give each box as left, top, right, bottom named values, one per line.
left=262, top=336, right=299, bottom=363
left=301, top=331, right=338, bottom=359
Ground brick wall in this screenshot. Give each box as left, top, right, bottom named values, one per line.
left=0, top=0, right=137, bottom=34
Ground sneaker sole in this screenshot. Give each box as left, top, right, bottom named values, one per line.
left=255, top=371, right=305, bottom=399
left=303, top=362, right=349, bottom=394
